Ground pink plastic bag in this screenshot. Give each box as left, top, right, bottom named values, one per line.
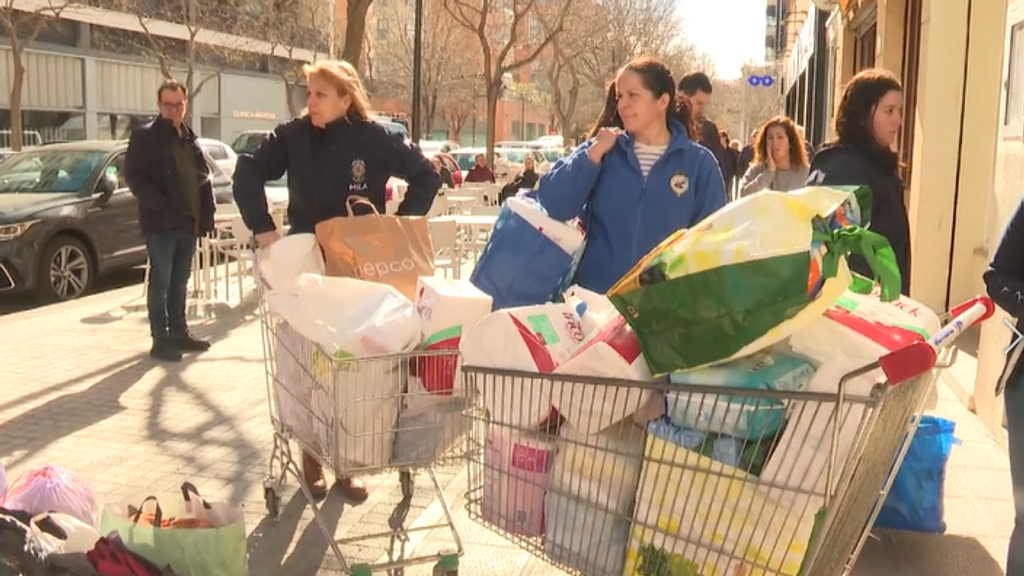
left=2, top=465, right=98, bottom=528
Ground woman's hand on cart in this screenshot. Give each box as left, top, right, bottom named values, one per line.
left=256, top=230, right=281, bottom=249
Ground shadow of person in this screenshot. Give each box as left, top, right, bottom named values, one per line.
left=246, top=489, right=346, bottom=576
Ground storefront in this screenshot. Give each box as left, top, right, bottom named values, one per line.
left=782, top=4, right=831, bottom=147
left=218, top=74, right=297, bottom=144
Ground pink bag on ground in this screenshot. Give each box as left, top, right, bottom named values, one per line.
left=2, top=465, right=98, bottom=528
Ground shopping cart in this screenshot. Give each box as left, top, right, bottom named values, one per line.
left=460, top=296, right=995, bottom=576
left=255, top=261, right=470, bottom=576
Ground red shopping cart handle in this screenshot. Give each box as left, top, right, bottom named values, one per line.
left=879, top=296, right=995, bottom=384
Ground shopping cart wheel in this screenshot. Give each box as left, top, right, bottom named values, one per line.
left=432, top=551, right=459, bottom=575
left=264, top=485, right=280, bottom=518
left=399, top=470, right=414, bottom=499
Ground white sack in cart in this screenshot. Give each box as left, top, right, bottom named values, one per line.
left=545, top=420, right=645, bottom=575
left=563, top=285, right=618, bottom=336
left=415, top=277, right=493, bottom=394
left=258, top=233, right=325, bottom=292
left=461, top=303, right=585, bottom=427
left=761, top=289, right=941, bottom=503
left=266, top=274, right=421, bottom=358
left=273, top=323, right=404, bottom=469
left=624, top=434, right=821, bottom=576
left=551, top=315, right=654, bottom=436
left=392, top=376, right=471, bottom=466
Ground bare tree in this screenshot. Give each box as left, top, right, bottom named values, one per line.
left=261, top=0, right=335, bottom=117
left=339, top=0, right=372, bottom=68
left=0, top=0, right=77, bottom=150
left=442, top=0, right=574, bottom=163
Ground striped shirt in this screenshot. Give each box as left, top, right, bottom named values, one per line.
left=634, top=142, right=667, bottom=179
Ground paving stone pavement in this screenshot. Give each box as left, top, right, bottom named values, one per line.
left=0, top=283, right=1016, bottom=576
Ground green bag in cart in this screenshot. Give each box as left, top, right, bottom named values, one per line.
left=607, top=186, right=901, bottom=375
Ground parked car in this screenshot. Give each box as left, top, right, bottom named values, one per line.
left=0, top=141, right=232, bottom=301
left=418, top=140, right=460, bottom=155
left=449, top=148, right=511, bottom=180
left=199, top=138, right=238, bottom=176
left=230, top=130, right=270, bottom=155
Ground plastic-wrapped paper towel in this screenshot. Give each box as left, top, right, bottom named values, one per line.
left=552, top=315, right=654, bottom=435
left=481, top=430, right=554, bottom=537
left=414, top=277, right=492, bottom=394
left=461, top=303, right=585, bottom=426
left=545, top=420, right=645, bottom=575
left=257, top=233, right=325, bottom=292
left=762, top=289, right=941, bottom=503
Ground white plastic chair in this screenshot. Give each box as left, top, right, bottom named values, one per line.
left=428, top=218, right=460, bottom=279
left=426, top=196, right=450, bottom=219
left=470, top=205, right=501, bottom=217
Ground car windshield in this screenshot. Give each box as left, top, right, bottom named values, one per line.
left=541, top=149, right=562, bottom=162
left=0, top=150, right=106, bottom=194
left=450, top=153, right=479, bottom=171
left=502, top=150, right=530, bottom=163
left=231, top=132, right=268, bottom=154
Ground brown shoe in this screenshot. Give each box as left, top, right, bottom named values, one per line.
left=302, top=452, right=328, bottom=500
left=334, top=476, right=369, bottom=504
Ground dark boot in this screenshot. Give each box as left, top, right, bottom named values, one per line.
left=335, top=476, right=369, bottom=504
left=302, top=452, right=328, bottom=500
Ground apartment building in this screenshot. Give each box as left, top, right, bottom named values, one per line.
left=0, top=0, right=329, bottom=145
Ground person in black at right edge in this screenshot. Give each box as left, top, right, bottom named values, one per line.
left=806, top=68, right=911, bottom=295
left=677, top=72, right=728, bottom=174
left=232, top=59, right=438, bottom=505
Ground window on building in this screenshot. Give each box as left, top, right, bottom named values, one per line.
left=853, top=23, right=877, bottom=73
left=97, top=114, right=154, bottom=140
left=1005, top=23, right=1024, bottom=128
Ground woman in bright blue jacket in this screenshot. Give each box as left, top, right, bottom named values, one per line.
left=536, top=57, right=728, bottom=293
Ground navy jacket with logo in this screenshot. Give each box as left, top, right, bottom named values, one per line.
left=233, top=116, right=439, bottom=234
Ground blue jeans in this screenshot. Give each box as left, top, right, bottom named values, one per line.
left=1007, top=373, right=1024, bottom=575
left=145, top=230, right=196, bottom=343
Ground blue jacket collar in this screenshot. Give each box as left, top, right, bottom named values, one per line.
left=616, top=119, right=692, bottom=154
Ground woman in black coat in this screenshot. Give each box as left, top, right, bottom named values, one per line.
left=806, top=68, right=911, bottom=295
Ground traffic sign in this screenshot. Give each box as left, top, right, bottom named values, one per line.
left=747, top=75, right=775, bottom=88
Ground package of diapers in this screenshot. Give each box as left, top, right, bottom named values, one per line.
left=461, top=303, right=586, bottom=426
left=414, top=277, right=492, bottom=394
left=546, top=420, right=645, bottom=575
left=624, top=434, right=821, bottom=576
left=552, top=315, right=654, bottom=435
left=481, top=430, right=554, bottom=537
left=258, top=233, right=325, bottom=293
left=665, top=350, right=816, bottom=440
left=762, top=289, right=941, bottom=501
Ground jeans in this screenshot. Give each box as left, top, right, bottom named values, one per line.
left=145, top=229, right=197, bottom=343
left=1007, top=373, right=1024, bottom=575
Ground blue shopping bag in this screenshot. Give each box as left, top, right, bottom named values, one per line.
left=874, top=415, right=958, bottom=534
left=470, top=199, right=583, bottom=310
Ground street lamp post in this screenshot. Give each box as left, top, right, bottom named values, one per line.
left=411, top=0, right=424, bottom=143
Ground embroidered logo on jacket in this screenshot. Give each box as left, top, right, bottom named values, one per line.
left=670, top=172, right=689, bottom=196
left=350, top=159, right=368, bottom=191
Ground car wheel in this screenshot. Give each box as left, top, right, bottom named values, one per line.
left=37, top=235, right=94, bottom=302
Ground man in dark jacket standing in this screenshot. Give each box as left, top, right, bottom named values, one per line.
left=677, top=72, right=727, bottom=173
left=124, top=79, right=215, bottom=362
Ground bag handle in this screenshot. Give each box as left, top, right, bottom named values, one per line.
left=129, top=496, right=162, bottom=526
left=345, top=196, right=381, bottom=217
left=180, top=481, right=213, bottom=510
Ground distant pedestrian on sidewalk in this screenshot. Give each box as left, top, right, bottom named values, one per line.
left=677, top=72, right=727, bottom=176
left=738, top=115, right=809, bottom=197
left=124, top=79, right=214, bottom=363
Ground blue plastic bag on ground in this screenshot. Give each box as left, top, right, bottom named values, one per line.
left=874, top=415, right=957, bottom=533
left=470, top=197, right=584, bottom=310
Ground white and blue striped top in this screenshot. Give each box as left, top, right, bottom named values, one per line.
left=634, top=142, right=667, bottom=179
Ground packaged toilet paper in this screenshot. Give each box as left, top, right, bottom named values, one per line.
left=414, top=277, right=493, bottom=394
left=552, top=315, right=654, bottom=435
left=762, top=289, right=941, bottom=502
left=546, top=420, right=645, bottom=574
left=461, top=303, right=586, bottom=426
left=481, top=430, right=554, bottom=537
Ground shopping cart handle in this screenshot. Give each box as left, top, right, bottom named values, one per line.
left=878, top=296, right=994, bottom=384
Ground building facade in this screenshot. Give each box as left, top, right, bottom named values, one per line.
left=0, top=0, right=327, bottom=147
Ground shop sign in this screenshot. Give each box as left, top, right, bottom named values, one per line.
left=783, top=4, right=818, bottom=94
left=232, top=111, right=278, bottom=120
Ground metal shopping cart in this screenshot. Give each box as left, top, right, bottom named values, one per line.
left=460, top=297, right=995, bottom=576
left=255, top=263, right=471, bottom=576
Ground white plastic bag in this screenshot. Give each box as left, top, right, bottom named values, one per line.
left=3, top=465, right=98, bottom=528
left=507, top=197, right=585, bottom=255
left=266, top=274, right=421, bottom=358
left=563, top=285, right=618, bottom=336
left=258, top=233, right=325, bottom=292
left=31, top=512, right=100, bottom=553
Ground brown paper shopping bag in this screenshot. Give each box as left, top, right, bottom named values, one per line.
left=314, top=196, right=435, bottom=300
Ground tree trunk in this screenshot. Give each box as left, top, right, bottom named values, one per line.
left=485, top=84, right=500, bottom=167
left=424, top=92, right=438, bottom=138
left=10, top=46, right=26, bottom=151
left=341, top=0, right=372, bottom=68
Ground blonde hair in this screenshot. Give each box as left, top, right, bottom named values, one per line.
left=302, top=59, right=373, bottom=122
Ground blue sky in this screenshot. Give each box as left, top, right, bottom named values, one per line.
left=676, top=0, right=767, bottom=79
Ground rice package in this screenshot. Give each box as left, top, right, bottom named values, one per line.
left=607, top=185, right=903, bottom=374
left=414, top=277, right=492, bottom=394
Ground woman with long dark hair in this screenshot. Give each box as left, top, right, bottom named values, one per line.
left=534, top=56, right=727, bottom=292
left=807, top=68, right=911, bottom=294
left=739, top=115, right=809, bottom=197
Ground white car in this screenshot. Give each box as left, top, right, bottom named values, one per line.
left=499, top=148, right=552, bottom=176
left=198, top=138, right=238, bottom=177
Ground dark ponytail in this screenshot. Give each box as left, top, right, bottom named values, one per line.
left=587, top=56, right=697, bottom=140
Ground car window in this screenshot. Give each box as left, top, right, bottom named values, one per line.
left=440, top=156, right=458, bottom=173
left=0, top=150, right=107, bottom=194
left=451, top=153, right=477, bottom=171
left=231, top=132, right=268, bottom=154
left=102, top=153, right=128, bottom=189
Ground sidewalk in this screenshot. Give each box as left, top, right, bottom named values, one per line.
left=0, top=284, right=1013, bottom=575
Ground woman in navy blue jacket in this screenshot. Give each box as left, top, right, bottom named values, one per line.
left=985, top=198, right=1024, bottom=576
left=535, top=57, right=728, bottom=293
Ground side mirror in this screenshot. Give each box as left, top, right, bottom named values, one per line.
left=96, top=174, right=117, bottom=198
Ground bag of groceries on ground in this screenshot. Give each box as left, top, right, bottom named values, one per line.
left=608, top=185, right=902, bottom=374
